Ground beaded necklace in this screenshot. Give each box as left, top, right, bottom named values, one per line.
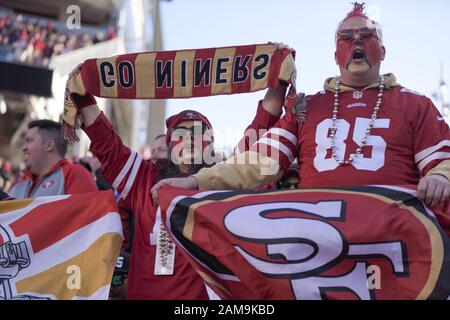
left=330, top=76, right=385, bottom=165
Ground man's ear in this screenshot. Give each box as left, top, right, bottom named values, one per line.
left=334, top=51, right=339, bottom=65
left=381, top=45, right=386, bottom=61
left=46, top=139, right=56, bottom=152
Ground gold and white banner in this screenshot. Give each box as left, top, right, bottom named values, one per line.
left=0, top=191, right=122, bottom=300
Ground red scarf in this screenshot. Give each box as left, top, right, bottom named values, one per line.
left=62, top=43, right=297, bottom=142
left=70, top=43, right=296, bottom=100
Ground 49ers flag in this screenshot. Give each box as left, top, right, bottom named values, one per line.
left=158, top=185, right=450, bottom=300
left=0, top=191, right=122, bottom=300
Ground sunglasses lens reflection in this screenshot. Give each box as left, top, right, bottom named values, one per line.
left=338, top=28, right=376, bottom=41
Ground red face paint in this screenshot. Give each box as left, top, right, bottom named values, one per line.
left=336, top=31, right=383, bottom=69
left=335, top=14, right=384, bottom=70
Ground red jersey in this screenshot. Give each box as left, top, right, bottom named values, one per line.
left=84, top=113, right=208, bottom=300
left=253, top=85, right=450, bottom=188
left=234, top=101, right=282, bottom=154
left=84, top=105, right=279, bottom=299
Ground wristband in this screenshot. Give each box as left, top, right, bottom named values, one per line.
left=70, top=93, right=97, bottom=109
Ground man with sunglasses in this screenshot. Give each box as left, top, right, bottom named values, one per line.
left=165, top=111, right=216, bottom=176
left=63, top=60, right=286, bottom=299
left=152, top=3, right=450, bottom=218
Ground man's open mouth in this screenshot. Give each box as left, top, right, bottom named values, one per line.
left=352, top=50, right=366, bottom=60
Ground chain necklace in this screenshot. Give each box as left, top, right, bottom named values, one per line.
left=158, top=223, right=173, bottom=271
left=330, top=76, right=385, bottom=165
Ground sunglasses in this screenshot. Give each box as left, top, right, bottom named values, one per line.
left=337, top=27, right=378, bottom=42
left=171, top=125, right=211, bottom=138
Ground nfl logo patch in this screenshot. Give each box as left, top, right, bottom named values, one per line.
left=41, top=180, right=55, bottom=189
left=353, top=91, right=363, bottom=99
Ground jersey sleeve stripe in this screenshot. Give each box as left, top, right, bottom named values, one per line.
left=417, top=152, right=450, bottom=172
left=121, top=153, right=143, bottom=199
left=112, top=150, right=137, bottom=190
left=415, top=140, right=450, bottom=163
left=255, top=137, right=294, bottom=163
left=263, top=128, right=298, bottom=145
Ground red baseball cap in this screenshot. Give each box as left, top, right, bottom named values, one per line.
left=165, top=110, right=213, bottom=144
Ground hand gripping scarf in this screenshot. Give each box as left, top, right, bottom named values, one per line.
left=62, top=43, right=297, bottom=141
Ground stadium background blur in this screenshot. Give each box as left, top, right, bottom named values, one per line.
left=0, top=0, right=167, bottom=190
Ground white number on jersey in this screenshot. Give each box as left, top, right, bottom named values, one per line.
left=314, top=117, right=390, bottom=172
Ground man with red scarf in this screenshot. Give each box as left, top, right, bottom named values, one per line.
left=152, top=3, right=450, bottom=215
left=64, top=62, right=286, bottom=299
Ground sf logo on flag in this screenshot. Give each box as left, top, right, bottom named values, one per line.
left=218, top=188, right=450, bottom=300
left=224, top=200, right=394, bottom=299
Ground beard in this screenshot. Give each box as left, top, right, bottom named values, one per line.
left=151, top=140, right=217, bottom=182
left=153, top=158, right=214, bottom=182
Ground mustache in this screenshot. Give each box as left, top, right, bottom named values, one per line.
left=345, top=41, right=372, bottom=69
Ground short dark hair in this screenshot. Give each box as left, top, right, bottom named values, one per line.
left=154, top=134, right=166, bottom=141
left=28, top=120, right=68, bottom=157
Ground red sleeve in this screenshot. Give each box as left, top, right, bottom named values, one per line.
left=83, top=113, right=133, bottom=187
left=233, top=100, right=282, bottom=154
left=117, top=198, right=132, bottom=251
left=64, top=164, right=98, bottom=194
left=413, top=97, right=450, bottom=176
left=82, top=112, right=157, bottom=211
left=250, top=110, right=299, bottom=172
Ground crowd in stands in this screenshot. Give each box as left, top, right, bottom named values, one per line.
left=0, top=159, right=21, bottom=193
left=0, top=7, right=117, bottom=67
